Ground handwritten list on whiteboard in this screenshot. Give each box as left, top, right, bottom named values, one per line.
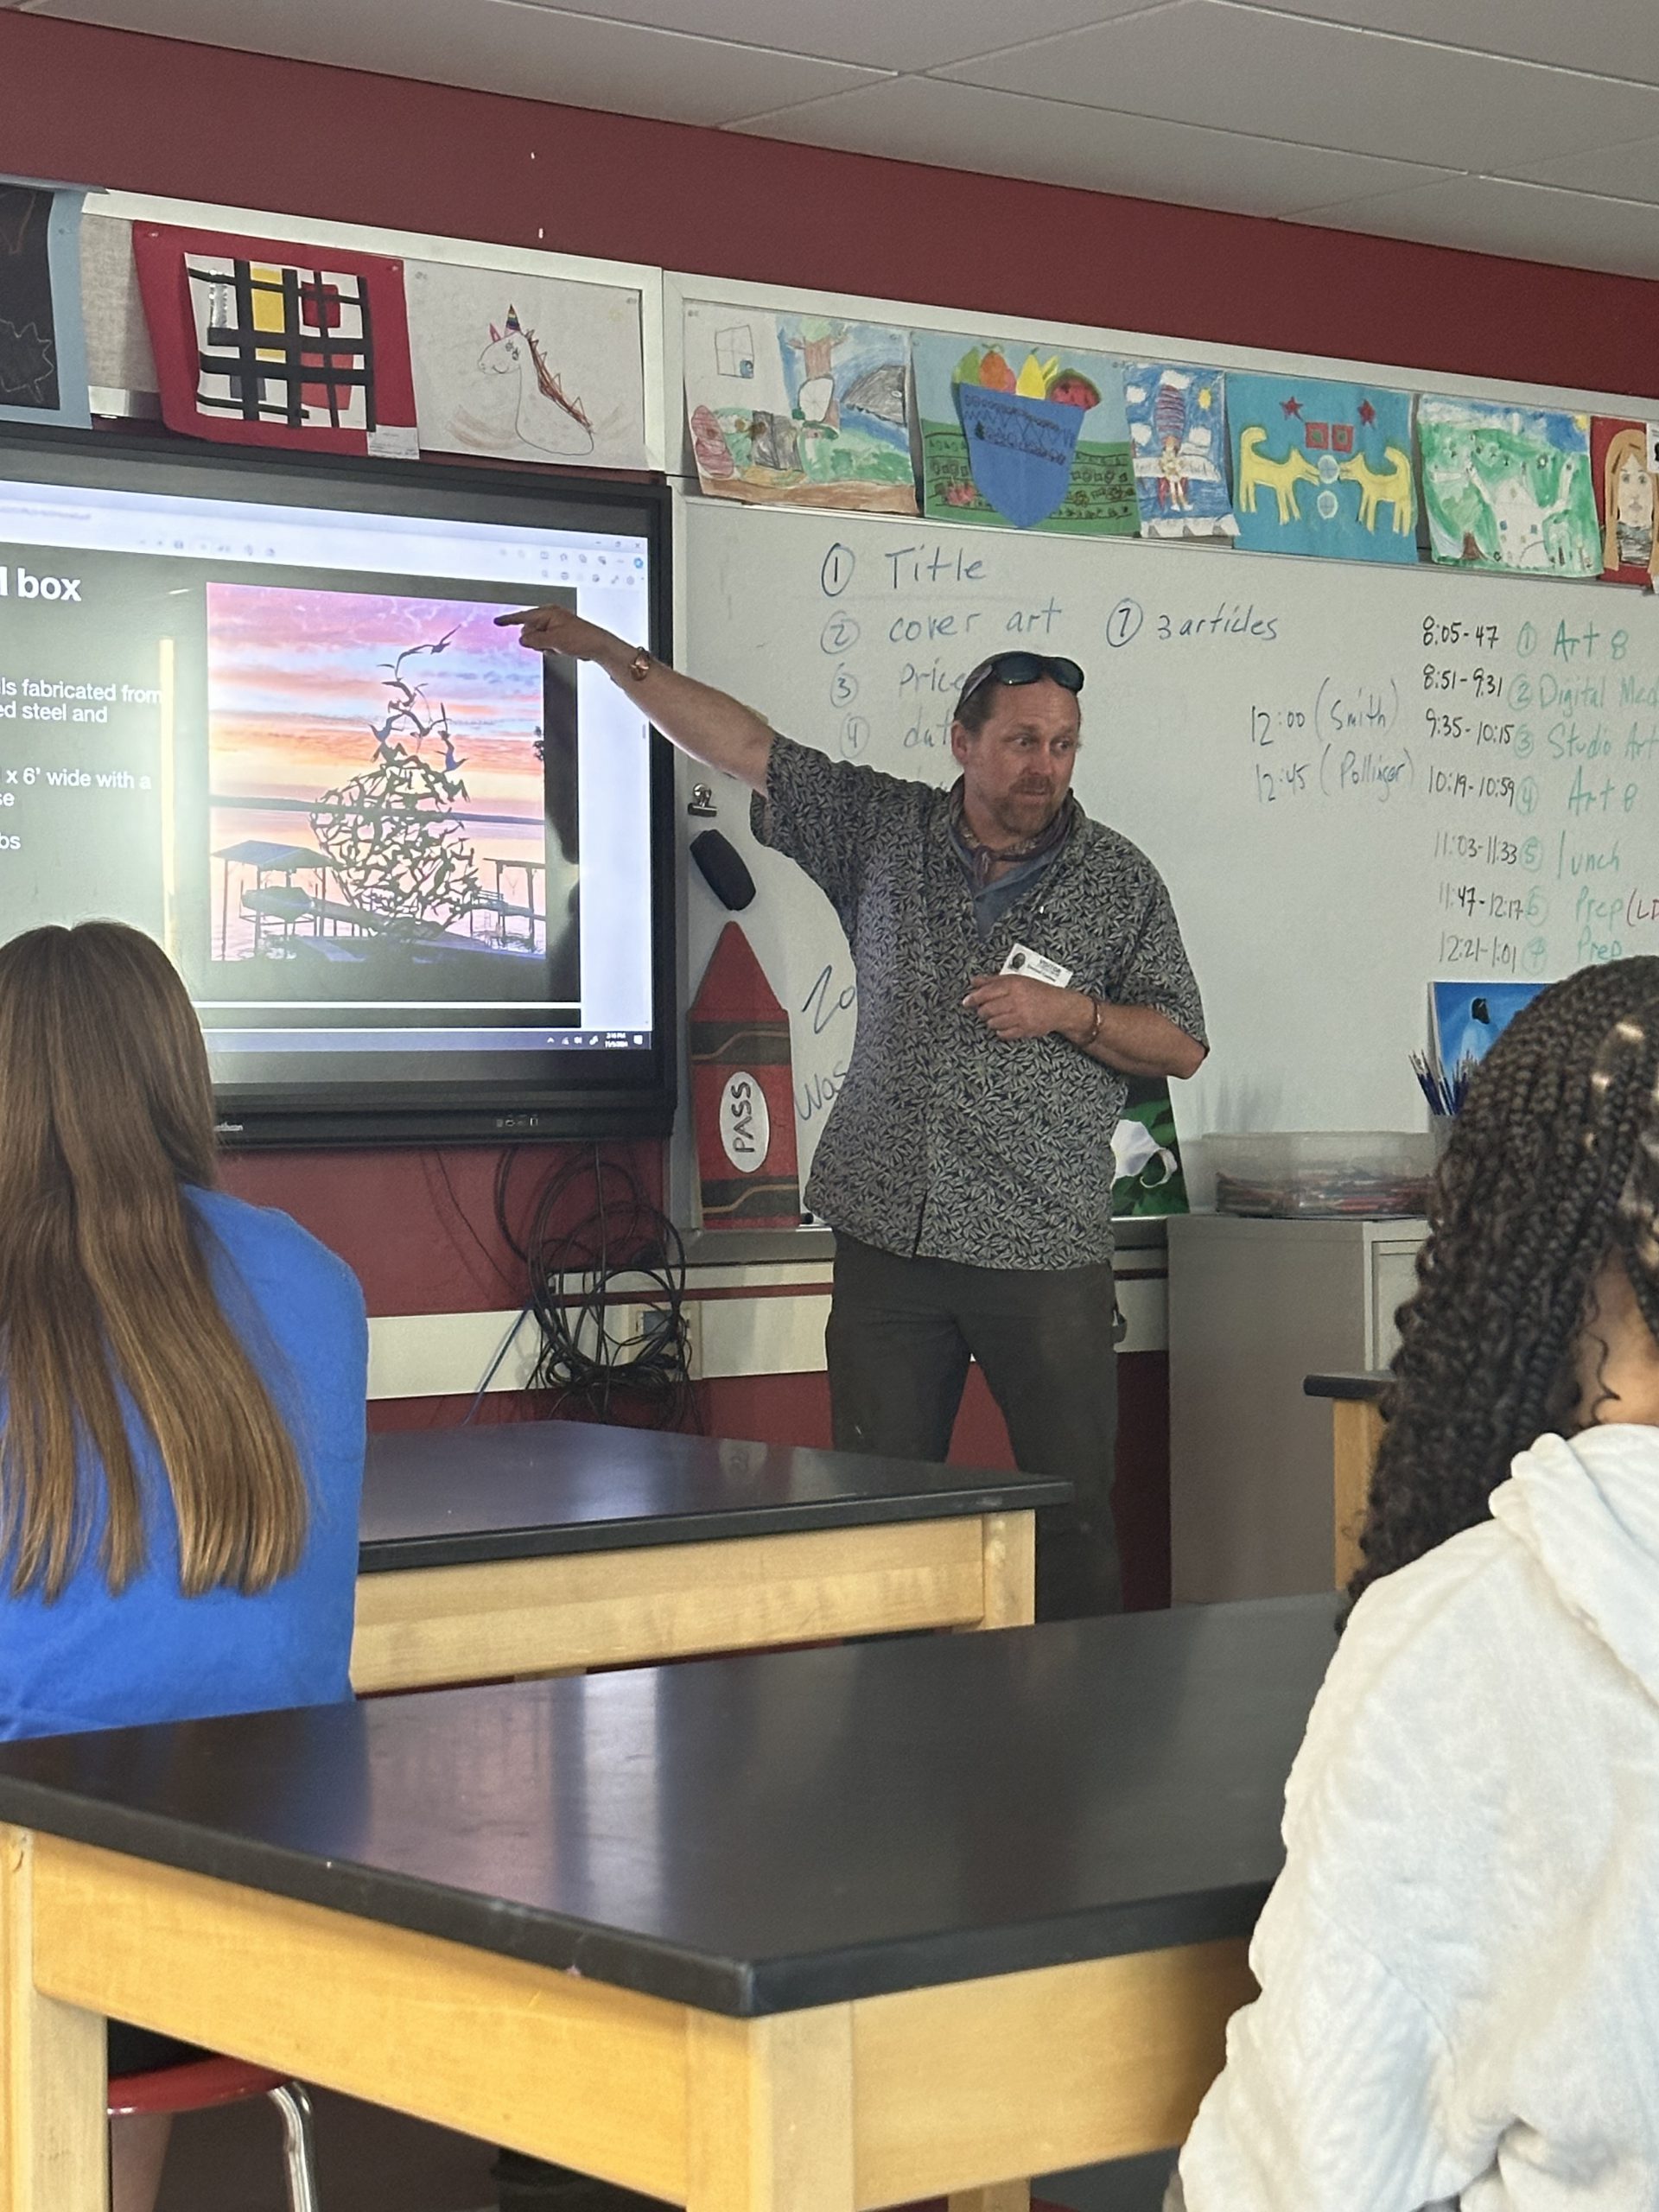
left=681, top=494, right=1659, bottom=1167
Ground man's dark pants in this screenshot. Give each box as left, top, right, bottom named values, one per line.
left=826, top=1234, right=1122, bottom=1619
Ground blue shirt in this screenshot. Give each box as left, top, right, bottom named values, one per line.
left=0, top=1187, right=368, bottom=1740
left=945, top=784, right=1074, bottom=939
left=964, top=842, right=1064, bottom=942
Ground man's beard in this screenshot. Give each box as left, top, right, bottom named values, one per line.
left=993, top=786, right=1062, bottom=838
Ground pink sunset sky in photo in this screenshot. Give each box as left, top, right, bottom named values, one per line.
left=207, top=582, right=546, bottom=855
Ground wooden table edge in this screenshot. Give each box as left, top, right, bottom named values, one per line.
left=3, top=1828, right=1250, bottom=2212
left=350, top=1510, right=1037, bottom=1692
left=1301, top=1370, right=1387, bottom=1402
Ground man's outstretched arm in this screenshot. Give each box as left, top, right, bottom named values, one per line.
left=498, top=604, right=774, bottom=792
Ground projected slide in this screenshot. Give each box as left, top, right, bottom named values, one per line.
left=0, top=443, right=661, bottom=1131
left=206, top=583, right=577, bottom=1000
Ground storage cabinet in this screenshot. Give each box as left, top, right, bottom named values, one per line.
left=1167, top=1213, right=1425, bottom=1603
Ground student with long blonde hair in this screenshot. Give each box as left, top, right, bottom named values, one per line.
left=0, top=920, right=367, bottom=2209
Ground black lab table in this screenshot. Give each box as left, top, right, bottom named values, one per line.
left=351, top=1421, right=1069, bottom=1690
left=0, top=1597, right=1334, bottom=2211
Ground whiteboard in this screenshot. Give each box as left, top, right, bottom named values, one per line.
left=681, top=493, right=1659, bottom=1173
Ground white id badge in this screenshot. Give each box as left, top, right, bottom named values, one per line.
left=1001, top=943, right=1073, bottom=988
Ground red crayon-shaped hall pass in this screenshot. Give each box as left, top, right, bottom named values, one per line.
left=690, top=924, right=802, bottom=1232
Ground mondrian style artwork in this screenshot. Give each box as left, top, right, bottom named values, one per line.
left=133, top=224, right=417, bottom=454
left=189, top=255, right=376, bottom=433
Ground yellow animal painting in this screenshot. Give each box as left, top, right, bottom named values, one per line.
left=1337, top=442, right=1415, bottom=535
left=1235, top=426, right=1322, bottom=524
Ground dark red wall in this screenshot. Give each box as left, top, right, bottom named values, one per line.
left=219, top=1143, right=661, bottom=1318
left=5, top=11, right=1656, bottom=395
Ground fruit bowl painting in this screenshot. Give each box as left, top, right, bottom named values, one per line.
left=915, top=332, right=1136, bottom=537
left=954, top=383, right=1090, bottom=527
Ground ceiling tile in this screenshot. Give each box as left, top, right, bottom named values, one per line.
left=23, top=0, right=888, bottom=124
left=935, top=1, right=1659, bottom=174
left=1294, top=172, right=1659, bottom=282
left=1234, top=0, right=1659, bottom=87
left=1519, top=133, right=1659, bottom=203
left=732, top=73, right=1455, bottom=218
left=513, top=0, right=1164, bottom=73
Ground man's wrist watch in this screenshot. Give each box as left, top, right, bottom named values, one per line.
left=1081, top=995, right=1105, bottom=1051
left=623, top=647, right=653, bottom=683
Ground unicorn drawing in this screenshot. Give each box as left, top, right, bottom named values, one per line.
left=478, top=306, right=595, bottom=458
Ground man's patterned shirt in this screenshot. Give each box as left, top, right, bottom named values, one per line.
left=752, top=735, right=1206, bottom=1270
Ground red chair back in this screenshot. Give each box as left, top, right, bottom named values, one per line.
left=107, top=2056, right=292, bottom=2118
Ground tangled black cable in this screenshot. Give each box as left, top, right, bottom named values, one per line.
left=490, top=1144, right=699, bottom=1429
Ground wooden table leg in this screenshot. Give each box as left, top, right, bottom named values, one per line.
left=949, top=2183, right=1031, bottom=2212
left=1332, top=1401, right=1385, bottom=1591
left=686, top=2005, right=855, bottom=2212
left=1, top=1828, right=106, bottom=2212
left=972, top=1512, right=1037, bottom=1630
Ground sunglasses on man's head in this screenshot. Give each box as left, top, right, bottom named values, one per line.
left=956, top=652, right=1085, bottom=715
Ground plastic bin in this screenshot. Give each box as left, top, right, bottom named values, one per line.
left=1210, top=1131, right=1433, bottom=1218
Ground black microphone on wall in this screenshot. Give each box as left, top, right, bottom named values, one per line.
left=690, top=830, right=756, bottom=912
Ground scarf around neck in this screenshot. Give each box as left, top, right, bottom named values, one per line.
left=947, top=779, right=1079, bottom=893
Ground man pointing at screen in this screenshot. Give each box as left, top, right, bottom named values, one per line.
left=503, top=606, right=1205, bottom=1618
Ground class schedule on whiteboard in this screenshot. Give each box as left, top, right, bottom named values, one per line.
left=683, top=499, right=1659, bottom=1144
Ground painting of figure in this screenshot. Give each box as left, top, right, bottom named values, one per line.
left=1432, top=982, right=1546, bottom=1075
left=1419, top=395, right=1599, bottom=576
left=1228, top=372, right=1417, bottom=563
left=1592, top=416, right=1659, bottom=585
left=683, top=302, right=916, bottom=512
left=1122, top=364, right=1236, bottom=540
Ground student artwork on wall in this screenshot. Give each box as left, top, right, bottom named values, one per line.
left=406, top=262, right=647, bottom=469
left=133, top=224, right=418, bottom=455
left=1228, top=373, right=1416, bottom=562
left=1431, top=982, right=1546, bottom=1076
left=1122, top=364, right=1236, bottom=540
left=683, top=302, right=916, bottom=513
left=1110, top=1077, right=1188, bottom=1217
left=1418, top=396, right=1599, bottom=576
left=0, top=176, right=92, bottom=428
left=1592, top=416, right=1659, bottom=586
left=915, top=330, right=1136, bottom=535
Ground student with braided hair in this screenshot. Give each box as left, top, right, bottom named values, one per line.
left=1173, top=957, right=1659, bottom=2211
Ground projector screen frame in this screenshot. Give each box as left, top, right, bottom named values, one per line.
left=0, top=421, right=678, bottom=1150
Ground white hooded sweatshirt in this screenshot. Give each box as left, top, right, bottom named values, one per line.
left=1177, top=1423, right=1659, bottom=2212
